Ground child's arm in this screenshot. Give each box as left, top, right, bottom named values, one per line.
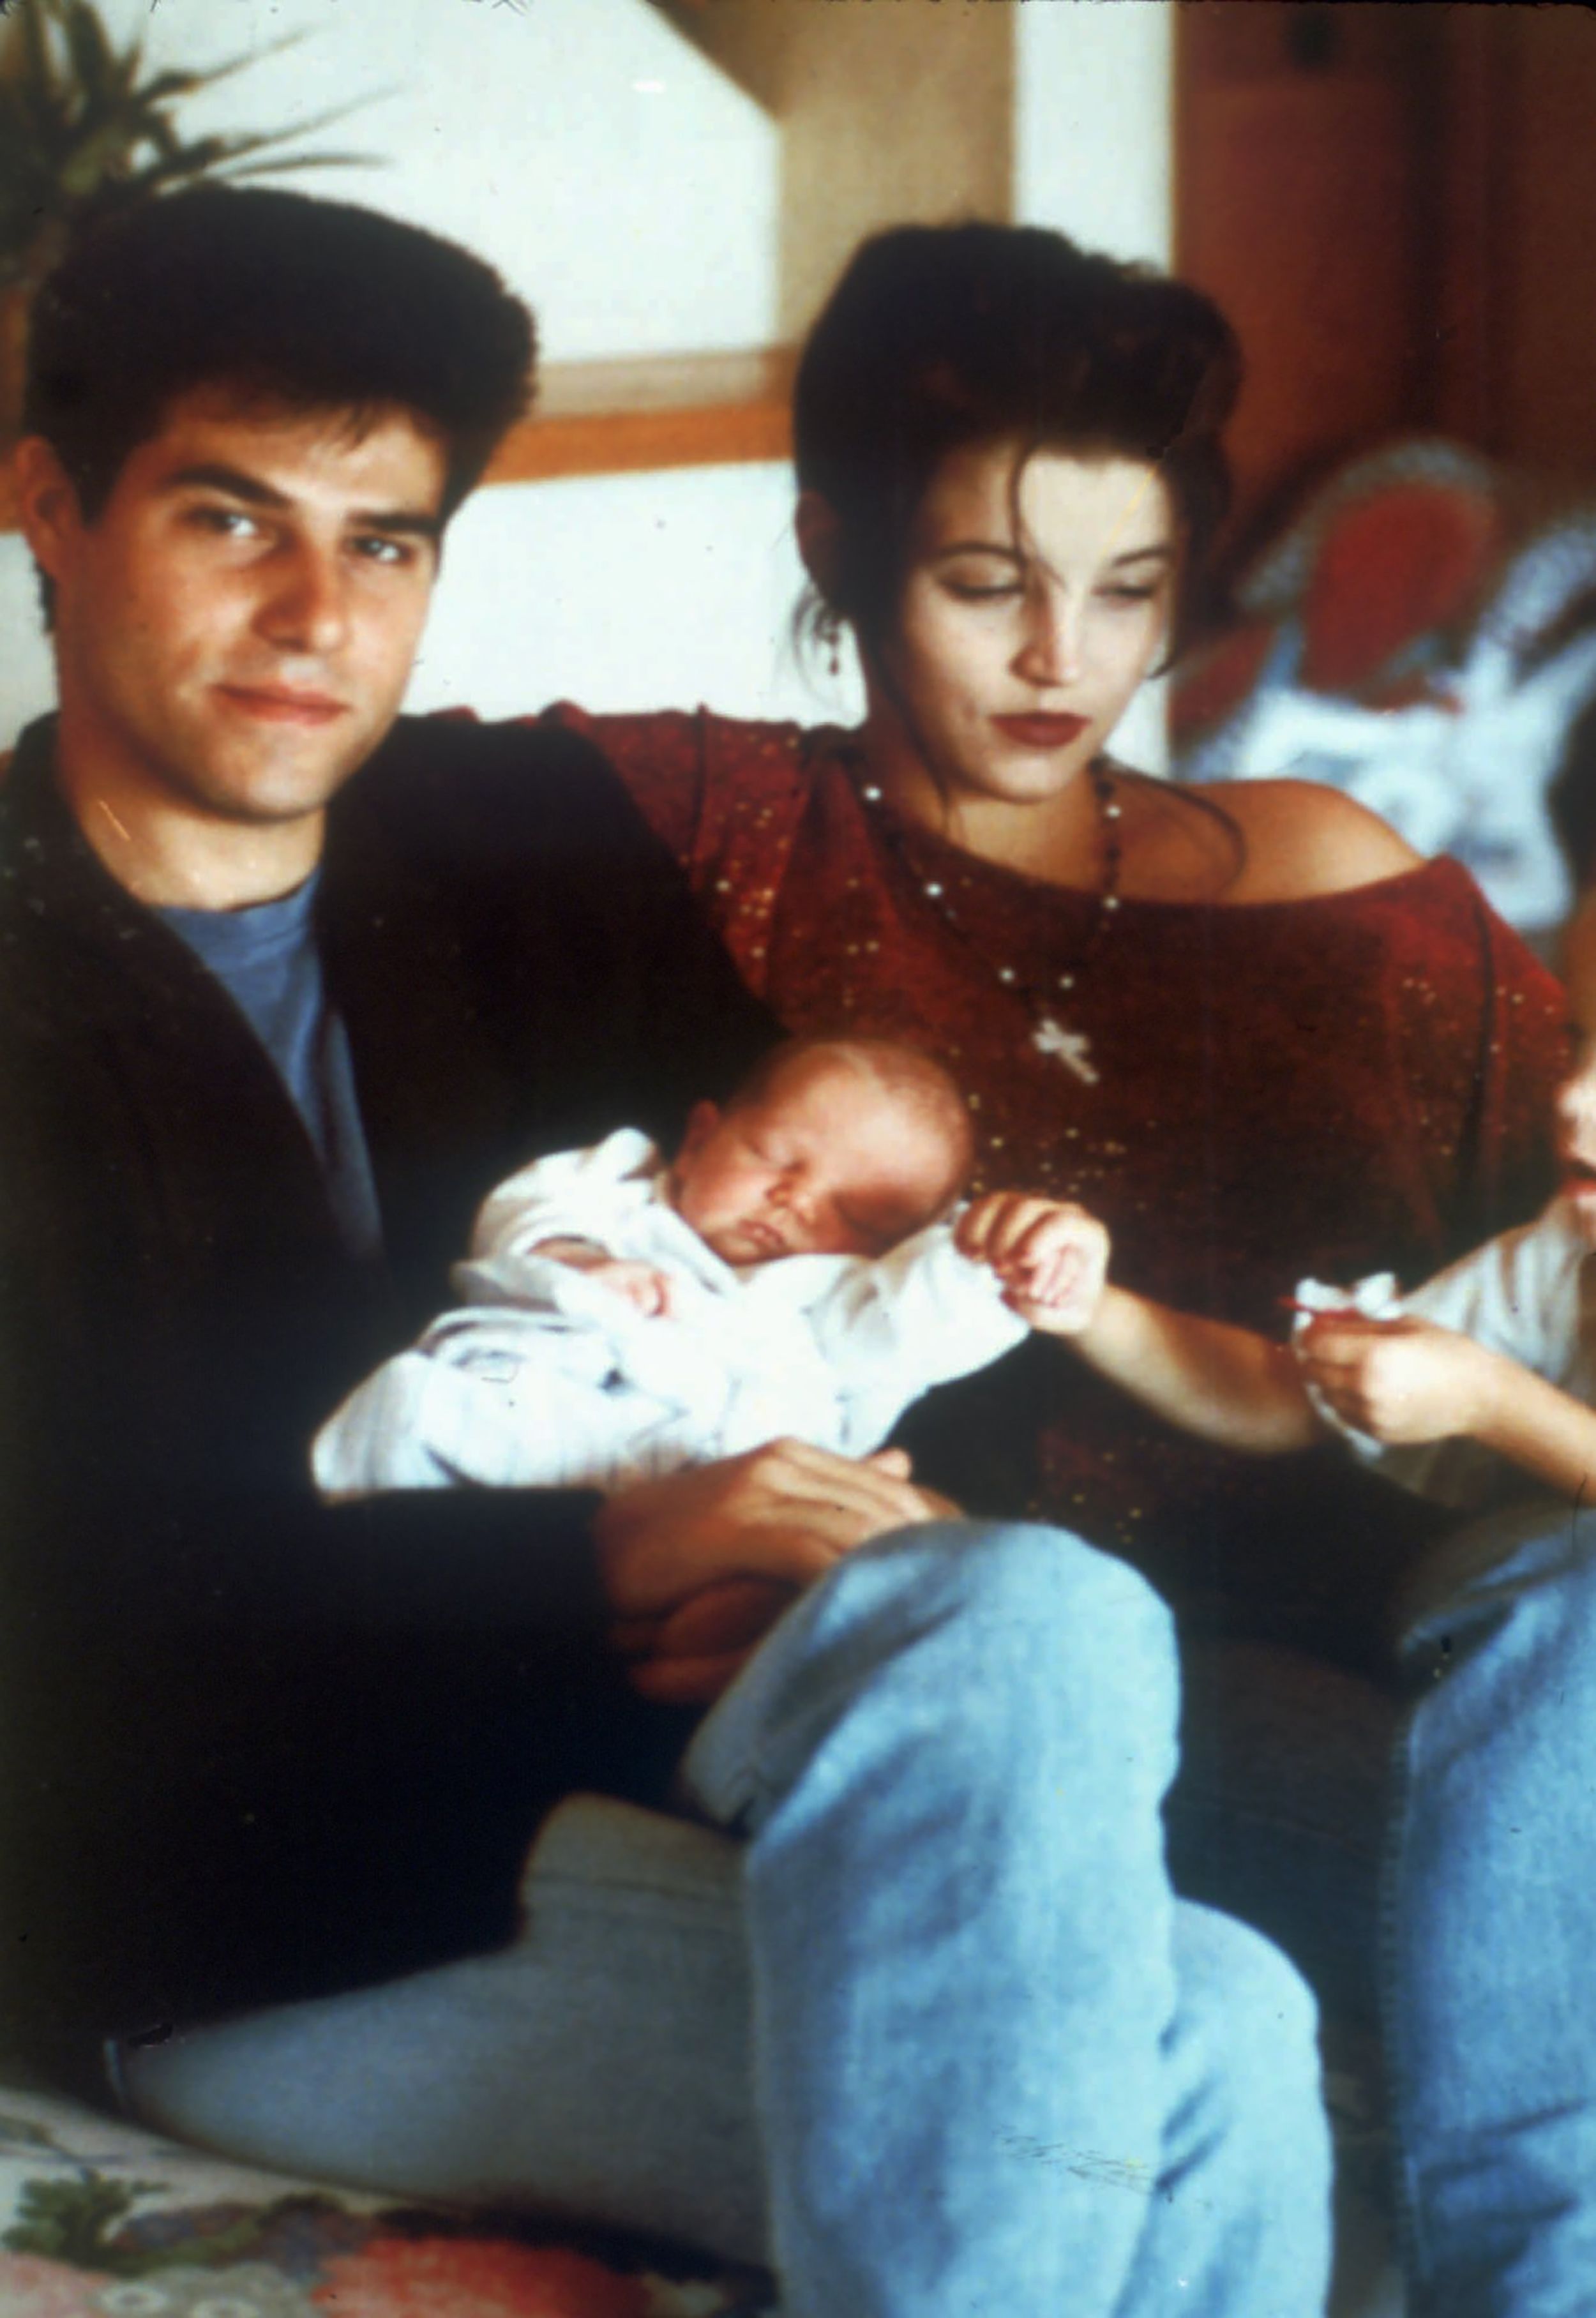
left=1301, top=1312, right=1596, bottom=1503
left=1076, top=1285, right=1324, bottom=1454
left=956, top=1194, right=1322, bottom=1454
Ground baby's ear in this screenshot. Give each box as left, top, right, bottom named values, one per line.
left=679, top=1099, right=722, bottom=1157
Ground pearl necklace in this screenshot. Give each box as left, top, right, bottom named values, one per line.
left=852, top=757, right=1124, bottom=1087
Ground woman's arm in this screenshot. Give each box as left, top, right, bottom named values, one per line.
left=1193, top=777, right=1426, bottom=901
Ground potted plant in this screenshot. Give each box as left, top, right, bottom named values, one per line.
left=0, top=0, right=370, bottom=440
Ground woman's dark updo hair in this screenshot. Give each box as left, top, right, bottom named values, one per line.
left=793, top=220, right=1242, bottom=661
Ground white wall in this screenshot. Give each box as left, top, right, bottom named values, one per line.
left=413, top=462, right=848, bottom=726
left=94, top=0, right=778, bottom=362
left=0, top=550, right=50, bottom=743
left=1016, top=0, right=1173, bottom=267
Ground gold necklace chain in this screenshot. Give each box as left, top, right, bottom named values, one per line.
left=848, top=755, right=1124, bottom=1086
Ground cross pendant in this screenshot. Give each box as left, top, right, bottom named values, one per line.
left=1032, top=1016, right=1099, bottom=1085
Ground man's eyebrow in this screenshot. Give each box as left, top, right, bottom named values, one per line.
left=353, top=508, right=445, bottom=545
left=164, top=463, right=292, bottom=509
left=163, top=463, right=443, bottom=542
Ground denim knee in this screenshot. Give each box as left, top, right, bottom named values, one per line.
left=1175, top=1903, right=1323, bottom=2108
left=1401, top=1501, right=1596, bottom=1733
left=809, top=1517, right=1177, bottom=1697
left=1167, top=1902, right=1329, bottom=2243
left=684, top=1518, right=1182, bottom=1834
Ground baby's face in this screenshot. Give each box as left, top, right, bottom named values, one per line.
left=1557, top=896, right=1596, bottom=1240
left=670, top=1062, right=960, bottom=1265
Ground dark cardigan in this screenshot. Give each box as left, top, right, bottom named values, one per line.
left=0, top=712, right=775, bottom=2053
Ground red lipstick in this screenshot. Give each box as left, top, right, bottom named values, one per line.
left=991, top=713, right=1089, bottom=750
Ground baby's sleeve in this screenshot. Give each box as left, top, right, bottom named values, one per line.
left=809, top=1224, right=1030, bottom=1452
left=469, top=1127, right=660, bottom=1267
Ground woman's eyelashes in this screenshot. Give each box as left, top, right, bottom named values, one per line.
left=941, top=576, right=1025, bottom=604
left=933, top=553, right=1027, bottom=603
left=932, top=562, right=1166, bottom=612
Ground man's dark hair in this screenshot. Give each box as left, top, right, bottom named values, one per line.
left=24, top=186, right=536, bottom=523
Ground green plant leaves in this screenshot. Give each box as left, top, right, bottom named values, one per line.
left=0, top=0, right=375, bottom=295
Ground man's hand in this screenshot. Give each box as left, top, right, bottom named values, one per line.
left=595, top=1437, right=949, bottom=1616
left=532, top=1238, right=676, bottom=1317
left=1297, top=1313, right=1498, bottom=1445
left=613, top=1576, right=801, bottom=1705
left=594, top=1438, right=956, bottom=1701
left=956, top=1193, right=1110, bottom=1334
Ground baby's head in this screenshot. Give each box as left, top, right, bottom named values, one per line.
left=668, top=1038, right=974, bottom=1265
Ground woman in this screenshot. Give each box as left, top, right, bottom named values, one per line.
left=556, top=224, right=1588, bottom=2315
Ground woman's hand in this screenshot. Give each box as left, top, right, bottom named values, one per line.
left=956, top=1193, right=1110, bottom=1334
left=1297, top=1313, right=1498, bottom=1445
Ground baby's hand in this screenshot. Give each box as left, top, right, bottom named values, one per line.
left=533, top=1239, right=677, bottom=1318
left=1297, top=1313, right=1494, bottom=1445
left=956, top=1194, right=1110, bottom=1334
left=586, top=1261, right=678, bottom=1317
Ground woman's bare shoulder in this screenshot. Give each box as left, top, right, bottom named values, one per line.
left=1185, top=776, right=1426, bottom=901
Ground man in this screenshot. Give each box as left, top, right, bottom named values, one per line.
left=1, top=186, right=1331, bottom=2315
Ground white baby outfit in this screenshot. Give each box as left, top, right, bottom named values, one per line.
left=1295, top=1194, right=1596, bottom=1510
left=313, top=1127, right=1028, bottom=1500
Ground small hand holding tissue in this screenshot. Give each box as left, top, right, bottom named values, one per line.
left=1292, top=1276, right=1496, bottom=1447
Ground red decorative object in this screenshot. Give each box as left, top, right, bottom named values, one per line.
left=312, top=2237, right=649, bottom=2318
left=1299, top=482, right=1500, bottom=694
left=0, top=2256, right=109, bottom=2316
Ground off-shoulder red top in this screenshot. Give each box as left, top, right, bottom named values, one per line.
left=550, top=705, right=1568, bottom=1641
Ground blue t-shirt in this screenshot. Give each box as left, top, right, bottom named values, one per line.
left=160, top=875, right=382, bottom=1262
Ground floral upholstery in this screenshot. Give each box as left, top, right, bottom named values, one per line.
left=0, top=2086, right=772, bottom=2318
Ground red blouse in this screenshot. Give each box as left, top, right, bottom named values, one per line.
left=552, top=705, right=1567, bottom=1632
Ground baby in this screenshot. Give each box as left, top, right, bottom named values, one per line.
left=965, top=894, right=1596, bottom=1513
left=314, top=1036, right=1094, bottom=1501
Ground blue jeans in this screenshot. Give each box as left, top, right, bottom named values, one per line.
left=123, top=1521, right=1331, bottom=2315
left=1384, top=1497, right=1596, bottom=2317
